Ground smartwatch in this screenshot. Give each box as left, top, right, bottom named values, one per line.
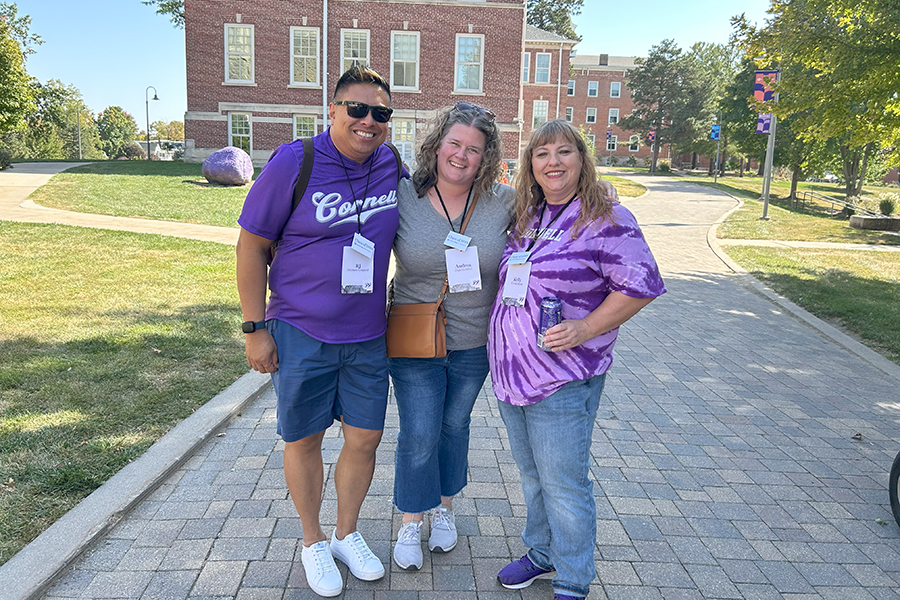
left=241, top=320, right=267, bottom=333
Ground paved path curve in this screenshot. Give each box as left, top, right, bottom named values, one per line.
left=3, top=167, right=899, bottom=600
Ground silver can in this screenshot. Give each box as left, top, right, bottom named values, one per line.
left=537, top=297, right=562, bottom=351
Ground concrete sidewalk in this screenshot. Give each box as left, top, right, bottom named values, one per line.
left=3, top=167, right=899, bottom=599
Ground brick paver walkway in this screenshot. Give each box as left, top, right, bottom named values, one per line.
left=26, top=172, right=900, bottom=599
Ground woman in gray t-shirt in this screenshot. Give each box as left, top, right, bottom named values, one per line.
left=390, top=103, right=513, bottom=570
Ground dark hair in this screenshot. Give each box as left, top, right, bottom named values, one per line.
left=412, top=105, right=502, bottom=198
left=333, top=64, right=391, bottom=101
left=513, top=119, right=615, bottom=239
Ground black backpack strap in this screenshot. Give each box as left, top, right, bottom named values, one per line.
left=384, top=142, right=404, bottom=184
left=293, top=137, right=315, bottom=212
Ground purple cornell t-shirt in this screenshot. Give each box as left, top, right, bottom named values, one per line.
left=488, top=200, right=666, bottom=406
left=238, top=130, right=401, bottom=343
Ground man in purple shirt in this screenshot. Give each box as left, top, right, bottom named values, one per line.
left=236, top=66, right=401, bottom=597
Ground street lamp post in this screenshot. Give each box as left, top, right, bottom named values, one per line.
left=77, top=101, right=83, bottom=160
left=759, top=70, right=780, bottom=221
left=145, top=86, right=159, bottom=161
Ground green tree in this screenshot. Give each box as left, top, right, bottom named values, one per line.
left=97, top=106, right=138, bottom=159
left=526, top=0, right=583, bottom=41
left=0, top=2, right=42, bottom=55
left=141, top=0, right=184, bottom=28
left=618, top=39, right=715, bottom=174
left=0, top=12, right=35, bottom=136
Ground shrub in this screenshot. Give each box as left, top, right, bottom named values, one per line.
left=878, top=193, right=898, bottom=216
left=657, top=160, right=670, bottom=172
left=173, top=148, right=185, bottom=161
left=609, top=156, right=619, bottom=167
left=122, top=144, right=147, bottom=160
left=0, top=147, right=12, bottom=170
left=626, top=156, right=637, bottom=167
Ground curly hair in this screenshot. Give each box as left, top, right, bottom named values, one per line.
left=512, top=119, right=616, bottom=240
left=411, top=105, right=502, bottom=199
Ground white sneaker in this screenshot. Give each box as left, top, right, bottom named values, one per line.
left=393, top=520, right=424, bottom=570
left=301, top=540, right=343, bottom=597
left=428, top=506, right=457, bottom=552
left=330, top=530, right=385, bottom=581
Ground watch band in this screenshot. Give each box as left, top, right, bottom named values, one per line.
left=241, top=320, right=267, bottom=333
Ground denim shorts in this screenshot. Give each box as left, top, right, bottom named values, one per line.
left=268, top=319, right=389, bottom=442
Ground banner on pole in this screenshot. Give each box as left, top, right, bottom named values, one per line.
left=754, top=70, right=778, bottom=135
left=710, top=124, right=720, bottom=140
left=606, top=129, right=612, bottom=140
left=648, top=130, right=656, bottom=142
left=756, top=113, right=772, bottom=134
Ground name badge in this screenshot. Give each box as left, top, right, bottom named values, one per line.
left=341, top=246, right=374, bottom=294
left=351, top=232, right=375, bottom=260
left=508, top=251, right=531, bottom=265
left=444, top=231, right=471, bottom=251
left=501, top=262, right=531, bottom=307
left=445, top=246, right=481, bottom=293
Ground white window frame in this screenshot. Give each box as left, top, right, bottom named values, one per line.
left=390, top=31, right=420, bottom=91
left=586, top=108, right=596, bottom=124
left=567, top=80, right=575, bottom=96
left=392, top=118, right=416, bottom=166
left=608, top=108, right=619, bottom=124
left=587, top=80, right=598, bottom=97
left=228, top=112, right=252, bottom=154
left=455, top=33, right=485, bottom=93
left=535, top=52, right=551, bottom=84
left=610, top=81, right=621, bottom=98
left=607, top=135, right=617, bottom=152
left=522, top=52, right=530, bottom=83
left=293, top=114, right=317, bottom=139
left=289, top=27, right=319, bottom=86
left=629, top=135, right=640, bottom=152
left=532, top=100, right=549, bottom=128
left=224, top=24, right=254, bottom=84
left=341, top=29, right=370, bottom=73
left=587, top=134, right=595, bottom=147
left=565, top=107, right=573, bottom=122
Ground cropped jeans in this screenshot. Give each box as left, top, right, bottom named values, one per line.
left=497, top=374, right=606, bottom=598
left=389, top=345, right=489, bottom=514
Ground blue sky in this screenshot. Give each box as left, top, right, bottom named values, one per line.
left=19, top=0, right=772, bottom=128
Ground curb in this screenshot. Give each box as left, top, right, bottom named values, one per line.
left=0, top=371, right=271, bottom=600
left=706, top=196, right=900, bottom=381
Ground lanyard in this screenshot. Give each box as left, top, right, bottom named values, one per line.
left=526, top=193, right=578, bottom=252
left=337, top=151, right=375, bottom=234
left=434, top=184, right=474, bottom=233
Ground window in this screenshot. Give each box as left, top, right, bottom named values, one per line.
left=225, top=24, right=254, bottom=83
left=587, top=134, right=595, bottom=147
left=290, top=27, right=319, bottom=86
left=392, top=118, right=415, bottom=165
left=532, top=100, right=548, bottom=128
left=522, top=52, right=530, bottom=82
left=567, top=80, right=575, bottom=96
left=608, top=108, right=619, bottom=124
left=629, top=135, right=640, bottom=151
left=610, top=81, right=621, bottom=98
left=535, top=53, right=551, bottom=84
left=341, top=29, right=369, bottom=73
left=391, top=31, right=419, bottom=90
left=229, top=113, right=251, bottom=154
left=565, top=107, right=573, bottom=122
left=587, top=81, right=598, bottom=97
left=607, top=135, right=617, bottom=152
left=455, top=34, right=484, bottom=92
left=586, top=108, right=596, bottom=123
left=293, top=115, right=316, bottom=139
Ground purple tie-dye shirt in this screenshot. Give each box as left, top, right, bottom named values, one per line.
left=488, top=200, right=666, bottom=406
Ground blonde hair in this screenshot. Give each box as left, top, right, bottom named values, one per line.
left=512, top=120, right=615, bottom=239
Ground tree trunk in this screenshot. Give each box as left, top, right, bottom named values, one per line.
left=855, top=142, right=874, bottom=196
left=707, top=158, right=714, bottom=176
left=789, top=164, right=801, bottom=208
left=739, top=157, right=745, bottom=177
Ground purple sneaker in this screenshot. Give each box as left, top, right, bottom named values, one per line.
left=497, top=554, right=556, bottom=589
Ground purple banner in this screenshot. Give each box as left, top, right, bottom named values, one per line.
left=756, top=113, right=772, bottom=134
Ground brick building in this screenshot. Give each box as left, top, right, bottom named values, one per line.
left=183, top=0, right=526, bottom=165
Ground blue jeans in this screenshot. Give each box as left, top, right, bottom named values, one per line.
left=389, top=346, right=490, bottom=514
left=497, top=374, right=606, bottom=598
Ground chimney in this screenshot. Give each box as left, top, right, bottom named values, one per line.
left=599, top=54, right=608, bottom=66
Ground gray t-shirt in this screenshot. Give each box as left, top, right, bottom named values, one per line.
left=392, top=178, right=515, bottom=350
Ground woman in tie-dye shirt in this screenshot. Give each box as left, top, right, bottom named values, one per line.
left=488, top=120, right=666, bottom=600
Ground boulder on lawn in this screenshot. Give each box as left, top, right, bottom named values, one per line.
left=202, top=146, right=253, bottom=185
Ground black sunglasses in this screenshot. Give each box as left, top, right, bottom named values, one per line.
left=333, top=100, right=393, bottom=123
left=453, top=100, right=496, bottom=122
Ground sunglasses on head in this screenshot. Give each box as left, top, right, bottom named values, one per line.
left=453, top=100, right=496, bottom=122
left=333, top=100, right=393, bottom=123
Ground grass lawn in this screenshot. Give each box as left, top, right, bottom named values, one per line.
left=723, top=246, right=900, bottom=364
left=603, top=175, right=646, bottom=198
left=0, top=222, right=248, bottom=565
left=28, top=161, right=259, bottom=228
